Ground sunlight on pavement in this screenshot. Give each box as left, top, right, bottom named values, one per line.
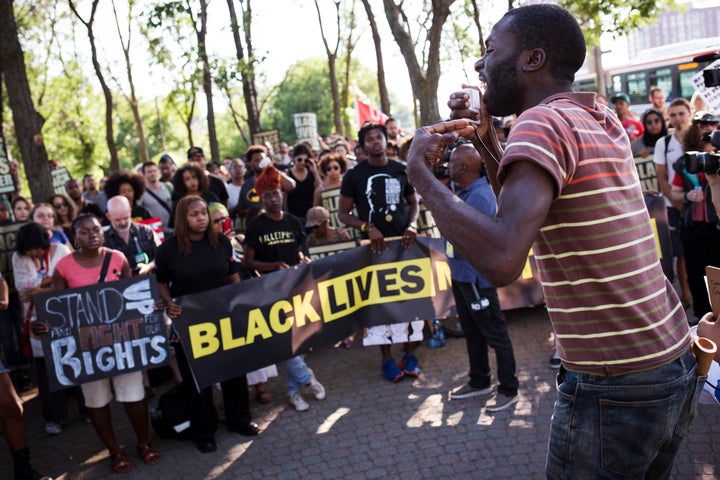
left=445, top=411, right=464, bottom=426
left=316, top=407, right=350, bottom=434
left=204, top=442, right=253, bottom=479
left=406, top=393, right=444, bottom=427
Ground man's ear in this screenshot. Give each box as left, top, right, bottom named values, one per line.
left=522, top=48, right=546, bottom=73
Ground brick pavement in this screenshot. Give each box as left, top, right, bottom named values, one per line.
left=1, top=307, right=718, bottom=479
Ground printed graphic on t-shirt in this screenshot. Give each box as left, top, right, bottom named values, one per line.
left=366, top=173, right=401, bottom=224
left=257, top=230, right=296, bottom=247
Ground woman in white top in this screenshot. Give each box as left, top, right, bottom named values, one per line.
left=12, top=222, right=86, bottom=435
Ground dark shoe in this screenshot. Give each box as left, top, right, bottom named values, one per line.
left=229, top=422, right=260, bottom=437
left=485, top=392, right=519, bottom=413
left=13, top=447, right=51, bottom=480
left=449, top=384, right=493, bottom=400
left=195, top=438, right=217, bottom=453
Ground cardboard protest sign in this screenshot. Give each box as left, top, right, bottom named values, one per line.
left=0, top=132, right=15, bottom=194
left=173, top=238, right=453, bottom=390
left=36, top=276, right=169, bottom=391
left=51, top=167, right=71, bottom=195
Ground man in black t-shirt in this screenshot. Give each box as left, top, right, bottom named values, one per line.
left=186, top=146, right=229, bottom=206
left=243, top=166, right=325, bottom=412
left=338, top=123, right=421, bottom=383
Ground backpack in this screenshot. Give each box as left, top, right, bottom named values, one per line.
left=150, top=384, right=193, bottom=439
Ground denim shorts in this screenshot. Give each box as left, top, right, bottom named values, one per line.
left=546, top=349, right=705, bottom=479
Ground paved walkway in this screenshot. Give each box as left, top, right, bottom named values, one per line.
left=2, top=307, right=718, bottom=479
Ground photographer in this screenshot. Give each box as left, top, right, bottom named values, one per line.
left=670, top=112, right=720, bottom=323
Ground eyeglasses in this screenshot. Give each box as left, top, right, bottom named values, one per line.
left=212, top=216, right=228, bottom=224
left=325, top=165, right=341, bottom=172
left=53, top=202, right=68, bottom=209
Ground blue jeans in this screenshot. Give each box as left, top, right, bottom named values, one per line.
left=283, top=355, right=311, bottom=395
left=547, top=349, right=704, bottom=479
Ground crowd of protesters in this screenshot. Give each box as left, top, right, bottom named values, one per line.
left=2, top=5, right=720, bottom=475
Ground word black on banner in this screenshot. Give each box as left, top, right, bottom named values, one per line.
left=36, top=276, right=169, bottom=391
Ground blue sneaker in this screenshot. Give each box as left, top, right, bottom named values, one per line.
left=399, top=354, right=420, bottom=377
left=381, top=359, right=404, bottom=382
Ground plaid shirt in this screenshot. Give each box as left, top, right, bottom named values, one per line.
left=103, top=223, right=158, bottom=272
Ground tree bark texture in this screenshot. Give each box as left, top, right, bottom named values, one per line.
left=69, top=0, right=120, bottom=173
left=361, top=0, right=391, bottom=116
left=0, top=0, right=54, bottom=202
left=196, top=0, right=219, bottom=162
left=226, top=0, right=262, bottom=136
left=383, top=0, right=455, bottom=126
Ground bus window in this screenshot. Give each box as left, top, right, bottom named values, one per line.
left=649, top=68, right=672, bottom=98
left=679, top=71, right=697, bottom=99
left=612, top=75, right=623, bottom=96
left=627, top=72, right=647, bottom=103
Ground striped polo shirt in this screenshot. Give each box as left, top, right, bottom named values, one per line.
left=499, top=92, right=691, bottom=376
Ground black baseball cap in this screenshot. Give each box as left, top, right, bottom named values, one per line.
left=187, top=146, right=205, bottom=158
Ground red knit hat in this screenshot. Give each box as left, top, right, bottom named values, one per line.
left=254, top=165, right=281, bottom=196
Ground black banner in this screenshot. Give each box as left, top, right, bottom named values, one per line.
left=0, top=222, right=23, bottom=291
left=174, top=238, right=453, bottom=390
left=36, top=276, right=169, bottom=391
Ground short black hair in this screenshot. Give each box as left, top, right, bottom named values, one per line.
left=358, top=123, right=387, bottom=148
left=159, top=154, right=175, bottom=166
left=15, top=222, right=51, bottom=254
left=141, top=161, right=156, bottom=174
left=292, top=144, right=312, bottom=158
left=502, top=4, right=585, bottom=84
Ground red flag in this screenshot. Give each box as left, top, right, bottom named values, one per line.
left=356, top=97, right=389, bottom=129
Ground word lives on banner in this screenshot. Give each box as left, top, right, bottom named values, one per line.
left=175, top=238, right=454, bottom=390
left=36, top=276, right=169, bottom=391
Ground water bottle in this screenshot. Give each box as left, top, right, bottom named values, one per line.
left=428, top=318, right=446, bottom=348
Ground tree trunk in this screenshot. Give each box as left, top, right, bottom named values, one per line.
left=112, top=0, right=149, bottom=164
left=383, top=0, right=455, bottom=126
left=342, top=38, right=353, bottom=138
left=361, top=0, right=390, bottom=115
left=470, top=0, right=485, bottom=56
left=69, top=0, right=120, bottom=172
left=0, top=0, right=53, bottom=202
left=314, top=0, right=343, bottom=134
left=328, top=56, right=342, bottom=134
left=197, top=0, right=219, bottom=162
left=226, top=0, right=262, bottom=136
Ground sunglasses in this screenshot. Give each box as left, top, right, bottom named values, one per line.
left=325, top=165, right=341, bottom=172
left=212, top=216, right=228, bottom=225
left=295, top=157, right=309, bottom=162
left=53, top=202, right=68, bottom=208
left=646, top=118, right=661, bottom=124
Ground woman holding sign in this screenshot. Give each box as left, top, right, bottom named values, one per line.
left=32, top=214, right=160, bottom=473
left=13, top=222, right=87, bottom=436
left=156, top=196, right=259, bottom=454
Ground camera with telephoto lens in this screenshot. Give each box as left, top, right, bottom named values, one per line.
left=683, top=152, right=720, bottom=174
left=681, top=130, right=720, bottom=175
